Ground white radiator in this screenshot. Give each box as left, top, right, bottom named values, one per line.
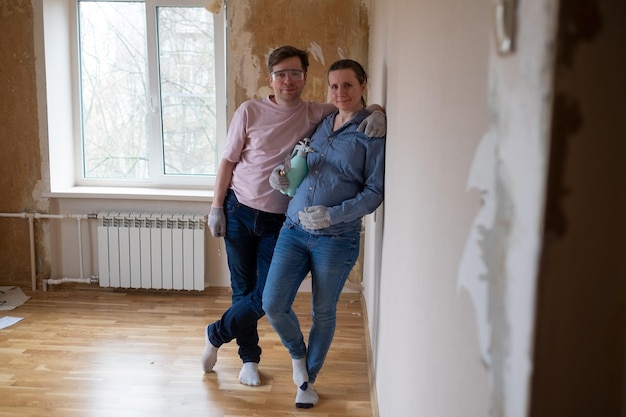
left=97, top=212, right=206, bottom=291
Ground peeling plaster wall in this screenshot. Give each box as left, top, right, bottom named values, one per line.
left=470, top=2, right=558, bottom=416
left=226, top=0, right=369, bottom=119
left=0, top=0, right=50, bottom=285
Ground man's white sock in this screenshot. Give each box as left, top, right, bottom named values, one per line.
left=295, top=382, right=318, bottom=409
left=239, top=362, right=261, bottom=386
left=201, top=326, right=219, bottom=372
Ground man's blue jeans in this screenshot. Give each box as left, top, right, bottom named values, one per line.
left=262, top=221, right=360, bottom=382
left=207, top=189, right=285, bottom=363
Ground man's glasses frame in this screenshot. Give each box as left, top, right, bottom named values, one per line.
left=270, top=69, right=306, bottom=81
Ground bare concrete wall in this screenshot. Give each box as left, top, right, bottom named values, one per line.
left=0, top=1, right=48, bottom=285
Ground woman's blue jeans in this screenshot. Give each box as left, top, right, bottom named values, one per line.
left=262, top=222, right=360, bottom=383
left=207, top=190, right=285, bottom=363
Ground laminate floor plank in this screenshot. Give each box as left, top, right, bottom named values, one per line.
left=0, top=287, right=374, bottom=417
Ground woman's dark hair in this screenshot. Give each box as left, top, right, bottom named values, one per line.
left=328, top=59, right=368, bottom=107
left=267, top=45, right=309, bottom=73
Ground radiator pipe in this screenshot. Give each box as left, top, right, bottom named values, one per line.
left=0, top=212, right=99, bottom=291
left=42, top=276, right=98, bottom=292
left=28, top=215, right=36, bottom=291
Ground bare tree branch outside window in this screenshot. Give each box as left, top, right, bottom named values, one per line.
left=79, top=2, right=218, bottom=181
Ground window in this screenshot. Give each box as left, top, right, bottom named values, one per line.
left=42, top=0, right=226, bottom=192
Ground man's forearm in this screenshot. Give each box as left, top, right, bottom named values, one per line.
left=212, top=159, right=236, bottom=208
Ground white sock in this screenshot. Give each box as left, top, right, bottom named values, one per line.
left=295, top=382, right=318, bottom=409
left=201, top=326, right=219, bottom=373
left=239, top=362, right=261, bottom=386
left=292, top=357, right=308, bottom=387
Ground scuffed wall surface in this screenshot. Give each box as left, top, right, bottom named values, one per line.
left=0, top=0, right=48, bottom=285
left=226, top=0, right=369, bottom=118
left=458, top=1, right=558, bottom=416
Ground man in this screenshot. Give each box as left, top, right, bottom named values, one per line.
left=201, top=45, right=385, bottom=386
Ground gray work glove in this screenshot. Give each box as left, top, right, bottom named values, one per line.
left=269, top=164, right=290, bottom=191
left=208, top=207, right=225, bottom=237
left=298, top=205, right=331, bottom=230
left=357, top=110, right=386, bottom=137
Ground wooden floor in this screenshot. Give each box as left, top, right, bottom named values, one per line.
left=0, top=286, right=374, bottom=417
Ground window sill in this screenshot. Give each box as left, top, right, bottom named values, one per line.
left=43, top=186, right=213, bottom=202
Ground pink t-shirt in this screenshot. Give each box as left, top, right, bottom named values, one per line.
left=222, top=96, right=335, bottom=214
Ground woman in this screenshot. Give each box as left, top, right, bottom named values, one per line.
left=263, top=59, right=385, bottom=408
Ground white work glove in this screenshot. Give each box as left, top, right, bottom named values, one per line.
left=357, top=110, right=386, bottom=137
left=208, top=207, right=225, bottom=237
left=269, top=164, right=290, bottom=192
left=298, top=205, right=331, bottom=230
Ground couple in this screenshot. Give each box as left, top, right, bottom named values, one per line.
left=203, top=45, right=386, bottom=409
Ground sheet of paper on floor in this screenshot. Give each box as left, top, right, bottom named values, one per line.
left=0, top=316, right=24, bottom=329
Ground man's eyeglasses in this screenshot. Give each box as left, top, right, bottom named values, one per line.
left=270, top=70, right=306, bottom=81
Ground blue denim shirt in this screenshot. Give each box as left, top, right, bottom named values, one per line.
left=286, top=108, right=385, bottom=235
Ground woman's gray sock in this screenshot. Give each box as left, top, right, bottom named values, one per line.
left=295, top=382, right=318, bottom=408
left=292, top=357, right=308, bottom=387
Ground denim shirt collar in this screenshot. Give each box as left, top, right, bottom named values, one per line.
left=326, top=108, right=371, bottom=137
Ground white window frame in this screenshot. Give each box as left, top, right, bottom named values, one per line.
left=37, top=0, right=226, bottom=195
